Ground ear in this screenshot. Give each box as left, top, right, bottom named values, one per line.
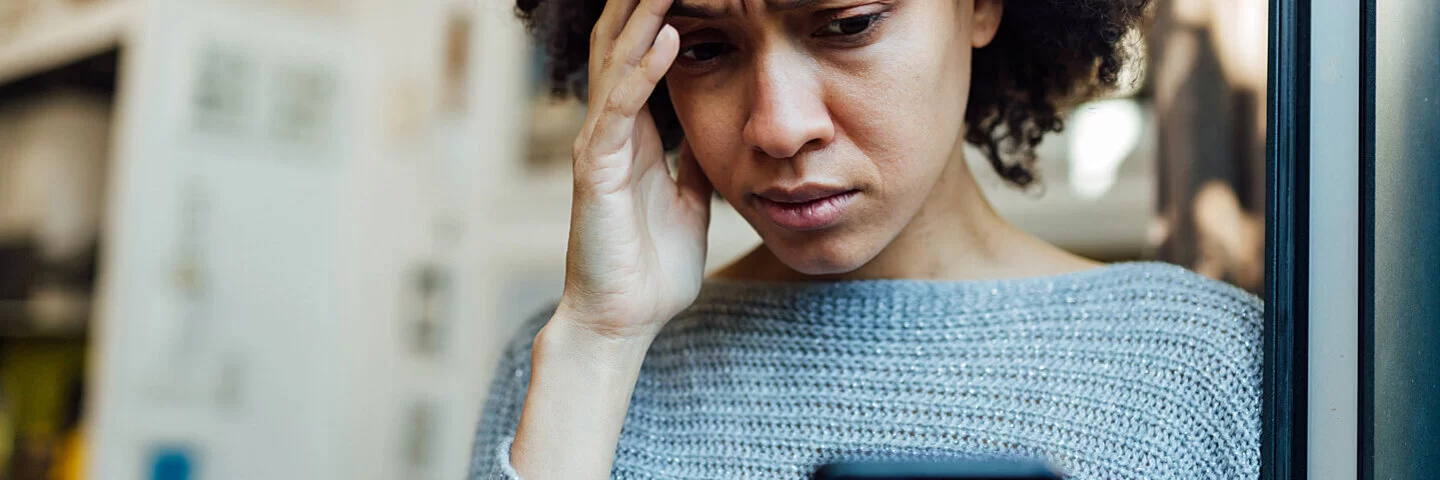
left=971, top=0, right=1003, bottom=48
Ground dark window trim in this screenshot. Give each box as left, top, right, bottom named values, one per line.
left=1263, top=0, right=1310, bottom=477
left=1357, top=0, right=1376, bottom=477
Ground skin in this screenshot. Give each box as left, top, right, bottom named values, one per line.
left=512, top=0, right=1099, bottom=478
left=664, top=0, right=1095, bottom=281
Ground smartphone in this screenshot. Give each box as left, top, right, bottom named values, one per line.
left=811, top=458, right=1063, bottom=480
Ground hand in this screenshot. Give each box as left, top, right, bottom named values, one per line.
left=558, top=0, right=713, bottom=341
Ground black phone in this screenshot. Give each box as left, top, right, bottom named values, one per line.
left=811, top=458, right=1063, bottom=480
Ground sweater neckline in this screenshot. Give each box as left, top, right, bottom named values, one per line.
left=691, top=261, right=1187, bottom=313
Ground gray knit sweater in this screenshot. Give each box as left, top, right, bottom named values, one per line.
left=469, top=262, right=1262, bottom=479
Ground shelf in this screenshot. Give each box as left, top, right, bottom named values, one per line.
left=0, top=300, right=91, bottom=340
left=0, top=0, right=139, bottom=85
left=0, top=326, right=88, bottom=341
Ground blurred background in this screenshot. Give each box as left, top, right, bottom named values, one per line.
left=0, top=0, right=1267, bottom=478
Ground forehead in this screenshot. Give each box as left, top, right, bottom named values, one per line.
left=666, top=0, right=834, bottom=19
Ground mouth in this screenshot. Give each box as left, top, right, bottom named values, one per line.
left=752, top=186, right=861, bottom=232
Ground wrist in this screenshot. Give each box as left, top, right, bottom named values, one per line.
left=553, top=293, right=667, bottom=342
left=512, top=310, right=653, bottom=479
left=536, top=309, right=655, bottom=373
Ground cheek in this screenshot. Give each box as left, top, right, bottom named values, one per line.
left=666, top=82, right=747, bottom=194
left=826, top=23, right=970, bottom=194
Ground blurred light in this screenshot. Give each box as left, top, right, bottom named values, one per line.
left=1068, top=99, right=1144, bottom=200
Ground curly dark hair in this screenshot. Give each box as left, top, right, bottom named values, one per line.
left=515, top=0, right=1150, bottom=188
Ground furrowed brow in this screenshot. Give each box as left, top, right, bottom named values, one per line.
left=667, top=0, right=822, bottom=19
left=667, top=2, right=726, bottom=19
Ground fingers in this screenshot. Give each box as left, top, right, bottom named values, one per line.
left=591, top=0, right=672, bottom=76
left=589, top=24, right=679, bottom=152
left=675, top=140, right=714, bottom=210
left=612, top=0, right=676, bottom=69
left=590, top=0, right=640, bottom=60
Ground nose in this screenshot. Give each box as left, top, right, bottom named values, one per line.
left=741, top=50, right=835, bottom=159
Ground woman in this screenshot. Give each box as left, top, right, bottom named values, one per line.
left=472, top=0, right=1261, bottom=478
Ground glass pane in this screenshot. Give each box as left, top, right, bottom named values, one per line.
left=1372, top=0, right=1440, bottom=475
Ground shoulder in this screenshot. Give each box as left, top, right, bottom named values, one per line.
left=1087, top=263, right=1262, bottom=474
left=1090, top=261, right=1263, bottom=365
left=1099, top=262, right=1263, bottom=336
left=1075, top=262, right=1264, bottom=409
left=1111, top=261, right=1262, bottom=308
left=1088, top=262, right=1263, bottom=377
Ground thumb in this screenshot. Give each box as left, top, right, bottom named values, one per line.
left=675, top=139, right=714, bottom=213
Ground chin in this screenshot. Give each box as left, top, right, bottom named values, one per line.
left=765, top=233, right=879, bottom=277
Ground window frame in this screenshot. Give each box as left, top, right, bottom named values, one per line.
left=1262, top=0, right=1310, bottom=477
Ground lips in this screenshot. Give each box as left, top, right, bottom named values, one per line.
left=756, top=184, right=857, bottom=203
left=752, top=185, right=860, bottom=231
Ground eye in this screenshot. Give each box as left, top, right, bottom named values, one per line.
left=816, top=13, right=882, bottom=37
left=678, top=42, right=736, bottom=62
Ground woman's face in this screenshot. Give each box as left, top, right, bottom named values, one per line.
left=664, top=0, right=1002, bottom=275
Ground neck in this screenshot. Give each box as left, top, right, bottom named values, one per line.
left=718, top=148, right=1098, bottom=282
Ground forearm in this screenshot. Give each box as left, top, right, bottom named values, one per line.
left=509, top=309, right=654, bottom=480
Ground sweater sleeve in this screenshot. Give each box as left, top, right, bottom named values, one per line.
left=1205, top=291, right=1265, bottom=479
left=468, top=303, right=555, bottom=480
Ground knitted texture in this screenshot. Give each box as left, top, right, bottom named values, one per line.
left=470, top=262, right=1262, bottom=479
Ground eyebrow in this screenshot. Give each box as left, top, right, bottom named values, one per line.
left=667, top=0, right=822, bottom=19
